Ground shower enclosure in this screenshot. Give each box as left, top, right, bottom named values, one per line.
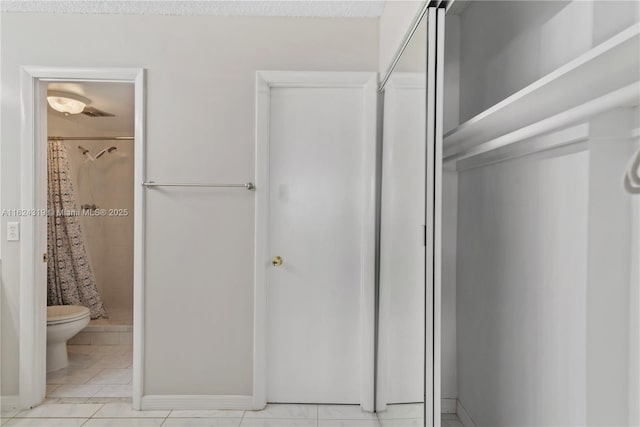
left=46, top=82, right=135, bottom=343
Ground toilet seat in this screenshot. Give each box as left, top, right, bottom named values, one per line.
left=47, top=305, right=90, bottom=325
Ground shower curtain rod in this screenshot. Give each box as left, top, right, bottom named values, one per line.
left=48, top=136, right=134, bottom=141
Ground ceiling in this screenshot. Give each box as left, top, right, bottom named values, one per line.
left=47, top=82, right=135, bottom=134
left=1, top=1, right=387, bottom=17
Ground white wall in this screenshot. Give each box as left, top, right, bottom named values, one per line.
left=0, top=12, right=378, bottom=397
left=457, top=146, right=590, bottom=426
left=378, top=1, right=424, bottom=73
left=459, top=1, right=592, bottom=122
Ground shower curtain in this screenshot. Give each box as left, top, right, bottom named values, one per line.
left=47, top=140, right=107, bottom=319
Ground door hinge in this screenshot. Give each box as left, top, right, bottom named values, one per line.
left=43, top=252, right=48, bottom=263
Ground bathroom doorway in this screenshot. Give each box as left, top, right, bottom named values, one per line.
left=18, top=68, right=145, bottom=410
left=45, top=81, right=135, bottom=402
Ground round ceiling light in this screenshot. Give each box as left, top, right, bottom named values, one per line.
left=47, top=90, right=91, bottom=115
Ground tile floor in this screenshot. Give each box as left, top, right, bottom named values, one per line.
left=19, top=349, right=465, bottom=427
left=45, top=345, right=133, bottom=400
left=2, top=402, right=463, bottom=427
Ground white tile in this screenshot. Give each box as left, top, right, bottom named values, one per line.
left=1, top=409, right=19, bottom=419
left=378, top=419, right=423, bottom=427
left=376, top=404, right=423, bottom=420
left=49, top=384, right=103, bottom=398
left=67, top=345, right=98, bottom=355
left=83, top=418, right=165, bottom=427
left=442, top=419, right=464, bottom=427
left=45, top=384, right=61, bottom=396
left=318, top=405, right=377, bottom=420
left=1, top=408, right=20, bottom=425
left=94, top=356, right=132, bottom=370
left=92, top=333, right=121, bottom=346
left=68, top=332, right=93, bottom=345
left=52, top=398, right=91, bottom=404
left=319, top=421, right=380, bottom=427
left=168, top=410, right=244, bottom=418
left=17, top=403, right=103, bottom=418
left=68, top=353, right=103, bottom=369
left=163, top=419, right=242, bottom=427
left=244, top=404, right=317, bottom=419
left=93, top=385, right=132, bottom=398
left=46, top=367, right=102, bottom=385
left=93, top=403, right=169, bottom=418
left=87, top=397, right=133, bottom=405
left=88, top=369, right=133, bottom=385
left=4, top=418, right=88, bottom=426
left=92, top=346, right=131, bottom=356
left=240, top=420, right=316, bottom=427
left=119, top=332, right=133, bottom=345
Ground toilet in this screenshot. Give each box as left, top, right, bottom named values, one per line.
left=46, top=305, right=90, bottom=372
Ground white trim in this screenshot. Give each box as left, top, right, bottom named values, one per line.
left=384, top=72, right=427, bottom=91
left=19, top=67, right=145, bottom=410
left=141, top=395, right=253, bottom=411
left=456, top=123, right=591, bottom=171
left=456, top=399, right=476, bottom=427
left=254, top=71, right=378, bottom=412
left=1, top=396, right=20, bottom=412
left=444, top=23, right=640, bottom=158
left=441, top=398, right=457, bottom=414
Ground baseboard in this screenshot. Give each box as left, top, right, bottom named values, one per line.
left=1, top=395, right=20, bottom=411
left=141, top=395, right=254, bottom=410
left=441, top=398, right=457, bottom=414
left=456, top=399, right=476, bottom=427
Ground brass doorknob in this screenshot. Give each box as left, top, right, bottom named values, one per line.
left=272, top=256, right=283, bottom=267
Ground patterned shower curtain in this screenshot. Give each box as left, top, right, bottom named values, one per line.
left=47, top=140, right=107, bottom=319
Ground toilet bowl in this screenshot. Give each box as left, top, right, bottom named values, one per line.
left=46, top=305, right=90, bottom=372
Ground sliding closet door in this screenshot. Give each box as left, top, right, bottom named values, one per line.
left=377, top=5, right=445, bottom=427
left=425, top=7, right=445, bottom=426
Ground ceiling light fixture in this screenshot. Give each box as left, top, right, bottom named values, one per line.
left=47, top=90, right=91, bottom=115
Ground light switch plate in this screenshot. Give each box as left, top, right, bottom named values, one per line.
left=7, top=221, right=19, bottom=241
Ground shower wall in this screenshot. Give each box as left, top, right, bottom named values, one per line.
left=48, top=111, right=134, bottom=319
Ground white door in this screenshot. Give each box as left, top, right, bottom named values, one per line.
left=378, top=74, right=426, bottom=405
left=257, top=73, right=376, bottom=405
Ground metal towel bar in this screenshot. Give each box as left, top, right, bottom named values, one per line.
left=142, top=181, right=255, bottom=191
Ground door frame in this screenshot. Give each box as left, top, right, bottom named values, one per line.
left=253, top=71, right=378, bottom=411
left=18, top=67, right=145, bottom=409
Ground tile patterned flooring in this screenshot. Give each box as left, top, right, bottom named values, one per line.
left=4, top=346, right=464, bottom=426
left=2, top=403, right=463, bottom=427
left=45, top=345, right=133, bottom=401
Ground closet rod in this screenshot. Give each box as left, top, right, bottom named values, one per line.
left=48, top=136, right=134, bottom=141
left=142, top=181, right=255, bottom=191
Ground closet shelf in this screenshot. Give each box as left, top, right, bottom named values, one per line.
left=444, top=23, right=640, bottom=163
